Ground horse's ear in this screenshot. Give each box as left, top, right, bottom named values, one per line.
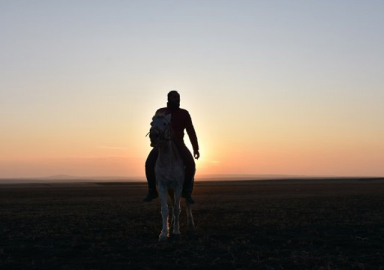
left=165, top=114, right=172, bottom=123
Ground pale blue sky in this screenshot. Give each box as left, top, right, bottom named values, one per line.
left=1, top=1, right=383, bottom=177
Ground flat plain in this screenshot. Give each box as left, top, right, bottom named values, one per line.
left=1, top=179, right=384, bottom=270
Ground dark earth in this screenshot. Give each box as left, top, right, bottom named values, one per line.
left=1, top=179, right=384, bottom=269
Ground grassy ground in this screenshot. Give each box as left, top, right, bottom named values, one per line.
left=0, top=179, right=384, bottom=270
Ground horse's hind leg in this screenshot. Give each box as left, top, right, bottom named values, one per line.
left=186, top=202, right=195, bottom=233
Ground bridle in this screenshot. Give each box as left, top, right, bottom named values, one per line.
left=147, top=116, right=174, bottom=146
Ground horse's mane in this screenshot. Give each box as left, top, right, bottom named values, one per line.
left=152, top=113, right=167, bottom=119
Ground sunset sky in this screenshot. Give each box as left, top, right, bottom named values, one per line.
left=1, top=1, right=383, bottom=179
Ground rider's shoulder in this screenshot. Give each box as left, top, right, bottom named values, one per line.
left=155, top=107, right=190, bottom=115
left=178, top=108, right=190, bottom=114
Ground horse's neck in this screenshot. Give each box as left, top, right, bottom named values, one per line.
left=157, top=141, right=181, bottom=166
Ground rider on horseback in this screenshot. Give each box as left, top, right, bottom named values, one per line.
left=143, top=90, right=200, bottom=204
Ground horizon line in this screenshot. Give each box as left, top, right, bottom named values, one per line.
left=1, top=173, right=383, bottom=181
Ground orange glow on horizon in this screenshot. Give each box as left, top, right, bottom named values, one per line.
left=1, top=1, right=384, bottom=179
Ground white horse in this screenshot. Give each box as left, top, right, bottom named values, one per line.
left=149, top=113, right=195, bottom=241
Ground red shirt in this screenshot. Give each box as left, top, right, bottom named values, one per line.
left=156, top=107, right=199, bottom=152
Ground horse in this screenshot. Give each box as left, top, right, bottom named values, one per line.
left=149, top=113, right=195, bottom=241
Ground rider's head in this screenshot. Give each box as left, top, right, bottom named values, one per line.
left=167, top=90, right=180, bottom=110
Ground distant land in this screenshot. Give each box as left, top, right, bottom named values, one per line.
left=0, top=174, right=383, bottom=184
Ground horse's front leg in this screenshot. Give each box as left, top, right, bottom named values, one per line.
left=158, top=188, right=168, bottom=241
left=172, top=189, right=182, bottom=235
left=168, top=190, right=175, bottom=234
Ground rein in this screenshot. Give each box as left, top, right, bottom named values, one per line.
left=147, top=117, right=175, bottom=144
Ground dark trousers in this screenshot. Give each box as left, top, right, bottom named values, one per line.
left=145, top=143, right=195, bottom=191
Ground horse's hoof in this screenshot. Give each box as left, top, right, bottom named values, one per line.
left=158, top=234, right=168, bottom=242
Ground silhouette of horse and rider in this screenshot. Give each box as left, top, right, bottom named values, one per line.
left=144, top=90, right=200, bottom=205
left=145, top=90, right=199, bottom=240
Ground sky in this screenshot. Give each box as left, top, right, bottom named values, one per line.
left=1, top=0, right=383, bottom=179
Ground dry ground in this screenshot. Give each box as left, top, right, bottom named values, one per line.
left=1, top=179, right=384, bottom=270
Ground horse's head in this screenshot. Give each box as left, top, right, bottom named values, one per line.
left=149, top=114, right=172, bottom=147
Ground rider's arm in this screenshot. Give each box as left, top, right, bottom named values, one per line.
left=185, top=112, right=199, bottom=154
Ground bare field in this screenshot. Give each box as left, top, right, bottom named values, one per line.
left=1, top=179, right=384, bottom=270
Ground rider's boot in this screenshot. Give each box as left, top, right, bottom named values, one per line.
left=182, top=177, right=195, bottom=204
left=143, top=189, right=158, bottom=202
left=143, top=177, right=158, bottom=202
